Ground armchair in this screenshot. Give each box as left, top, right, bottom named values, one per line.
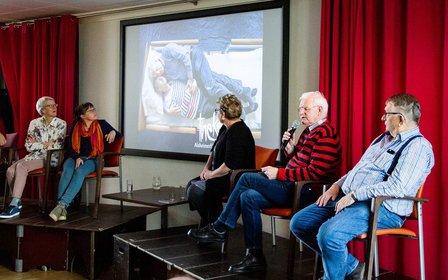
left=2, top=146, right=65, bottom=212
left=312, top=184, right=427, bottom=280
left=359, top=184, right=427, bottom=280
left=83, top=135, right=124, bottom=218
left=287, top=180, right=330, bottom=278
left=219, top=145, right=278, bottom=253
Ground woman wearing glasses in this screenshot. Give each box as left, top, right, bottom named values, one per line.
left=0, top=96, right=66, bottom=219
left=49, top=102, right=120, bottom=222
left=186, top=94, right=255, bottom=227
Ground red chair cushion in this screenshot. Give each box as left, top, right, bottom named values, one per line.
left=262, top=207, right=292, bottom=217
left=85, top=170, right=118, bottom=179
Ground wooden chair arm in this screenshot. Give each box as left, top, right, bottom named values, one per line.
left=291, top=180, right=332, bottom=214
left=229, top=168, right=260, bottom=194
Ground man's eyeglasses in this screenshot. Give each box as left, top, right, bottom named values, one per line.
left=298, top=105, right=319, bottom=112
left=86, top=108, right=96, bottom=113
left=382, top=112, right=404, bottom=119
left=45, top=104, right=58, bottom=108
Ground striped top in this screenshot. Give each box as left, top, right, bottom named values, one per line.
left=277, top=120, right=341, bottom=182
left=338, top=127, right=434, bottom=216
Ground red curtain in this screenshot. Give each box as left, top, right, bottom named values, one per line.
left=319, top=0, right=447, bottom=278
left=0, top=15, right=78, bottom=198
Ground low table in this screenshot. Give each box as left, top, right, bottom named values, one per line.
left=102, top=187, right=188, bottom=230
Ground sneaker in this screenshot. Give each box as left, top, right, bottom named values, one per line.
left=17, top=201, right=22, bottom=209
left=59, top=207, right=67, bottom=221
left=49, top=205, right=66, bottom=222
left=0, top=205, right=21, bottom=219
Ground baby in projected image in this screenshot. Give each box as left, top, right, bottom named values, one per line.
left=153, top=76, right=180, bottom=115
left=153, top=76, right=216, bottom=119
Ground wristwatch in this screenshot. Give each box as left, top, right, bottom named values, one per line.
left=350, top=191, right=357, bottom=201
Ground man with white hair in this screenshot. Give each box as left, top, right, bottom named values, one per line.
left=188, top=91, right=341, bottom=273
left=290, top=93, right=434, bottom=280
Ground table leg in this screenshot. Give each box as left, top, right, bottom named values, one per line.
left=161, top=207, right=168, bottom=231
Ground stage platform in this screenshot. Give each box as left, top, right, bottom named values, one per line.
left=114, top=225, right=317, bottom=280
left=0, top=203, right=158, bottom=280
left=114, top=225, right=416, bottom=280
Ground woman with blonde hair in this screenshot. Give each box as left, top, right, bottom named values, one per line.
left=186, top=94, right=255, bottom=227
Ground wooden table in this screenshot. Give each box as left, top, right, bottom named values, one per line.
left=103, top=187, right=188, bottom=230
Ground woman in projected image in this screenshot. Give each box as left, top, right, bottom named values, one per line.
left=49, top=102, right=121, bottom=222
left=185, top=94, right=255, bottom=227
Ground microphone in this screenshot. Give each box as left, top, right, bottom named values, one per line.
left=281, top=120, right=300, bottom=150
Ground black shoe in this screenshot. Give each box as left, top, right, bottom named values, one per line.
left=346, top=262, right=365, bottom=280
left=187, top=224, right=227, bottom=243
left=229, top=253, right=266, bottom=273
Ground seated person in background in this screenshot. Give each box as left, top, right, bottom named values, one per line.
left=186, top=94, right=255, bottom=227
left=290, top=93, right=434, bottom=280
left=188, top=91, right=341, bottom=273
left=49, top=102, right=120, bottom=222
left=0, top=96, right=66, bottom=219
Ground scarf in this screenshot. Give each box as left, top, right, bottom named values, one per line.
left=71, top=120, right=104, bottom=158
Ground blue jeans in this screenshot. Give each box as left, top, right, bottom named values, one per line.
left=217, top=172, right=294, bottom=249
left=290, top=198, right=404, bottom=280
left=191, top=46, right=244, bottom=98
left=57, top=158, right=97, bottom=207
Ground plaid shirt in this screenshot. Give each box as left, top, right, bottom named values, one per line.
left=338, top=127, right=434, bottom=216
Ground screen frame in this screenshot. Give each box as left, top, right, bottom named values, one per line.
left=119, top=0, right=290, bottom=162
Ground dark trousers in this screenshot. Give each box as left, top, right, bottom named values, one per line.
left=186, top=175, right=230, bottom=227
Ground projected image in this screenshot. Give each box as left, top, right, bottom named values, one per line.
left=122, top=6, right=284, bottom=158
left=139, top=15, right=263, bottom=145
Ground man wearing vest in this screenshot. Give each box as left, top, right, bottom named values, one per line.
left=290, top=93, right=435, bottom=280
left=188, top=91, right=342, bottom=273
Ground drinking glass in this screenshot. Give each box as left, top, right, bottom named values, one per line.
left=169, top=191, right=176, bottom=202
left=153, top=176, right=161, bottom=190
left=179, top=184, right=186, bottom=200
left=126, top=179, right=133, bottom=194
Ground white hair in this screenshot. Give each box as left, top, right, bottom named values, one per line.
left=35, top=96, right=54, bottom=116
left=299, top=91, right=329, bottom=117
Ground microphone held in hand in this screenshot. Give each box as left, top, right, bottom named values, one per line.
left=281, top=120, right=300, bottom=150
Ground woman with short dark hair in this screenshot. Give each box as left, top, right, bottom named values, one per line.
left=49, top=102, right=120, bottom=222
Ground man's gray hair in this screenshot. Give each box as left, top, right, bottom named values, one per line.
left=300, top=91, right=329, bottom=117
left=36, top=96, right=54, bottom=116
left=386, top=93, right=421, bottom=124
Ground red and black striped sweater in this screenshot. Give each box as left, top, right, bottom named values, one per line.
left=277, top=120, right=341, bottom=182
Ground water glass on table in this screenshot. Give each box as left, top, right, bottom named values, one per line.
left=126, top=179, right=133, bottom=194
left=179, top=184, right=186, bottom=200
left=169, top=190, right=176, bottom=202
left=152, top=176, right=161, bottom=190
